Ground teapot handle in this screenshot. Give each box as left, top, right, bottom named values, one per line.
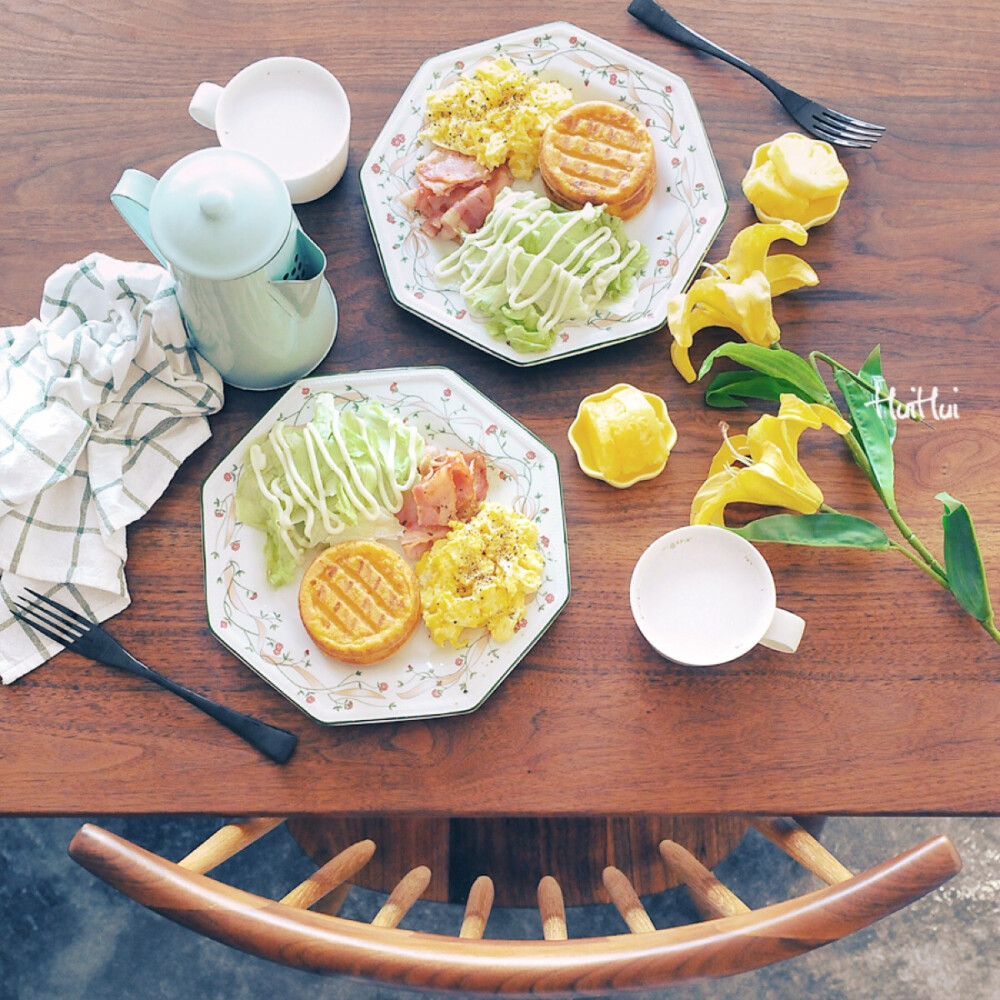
left=110, top=170, right=167, bottom=268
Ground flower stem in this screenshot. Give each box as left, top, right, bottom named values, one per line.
left=886, top=539, right=949, bottom=588
left=884, top=506, right=948, bottom=580
left=809, top=351, right=924, bottom=423
left=809, top=353, right=948, bottom=580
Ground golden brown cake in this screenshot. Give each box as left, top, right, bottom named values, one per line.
left=298, top=540, right=421, bottom=665
left=538, top=101, right=657, bottom=220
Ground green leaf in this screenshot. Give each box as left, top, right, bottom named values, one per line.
left=730, top=512, right=892, bottom=549
left=704, top=370, right=804, bottom=409
left=698, top=343, right=833, bottom=405
left=834, top=364, right=896, bottom=505
left=859, top=345, right=896, bottom=445
left=936, top=492, right=994, bottom=623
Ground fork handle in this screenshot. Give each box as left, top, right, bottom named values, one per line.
left=111, top=651, right=298, bottom=764
left=628, top=0, right=791, bottom=100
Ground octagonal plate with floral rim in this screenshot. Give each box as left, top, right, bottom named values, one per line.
left=360, top=21, right=727, bottom=366
left=201, top=367, right=570, bottom=725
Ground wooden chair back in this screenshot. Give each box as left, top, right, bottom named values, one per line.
left=68, top=817, right=961, bottom=996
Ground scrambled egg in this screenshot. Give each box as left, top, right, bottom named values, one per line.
left=416, top=502, right=546, bottom=646
left=421, top=57, right=573, bottom=180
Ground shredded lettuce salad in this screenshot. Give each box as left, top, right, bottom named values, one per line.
left=436, top=189, right=648, bottom=352
left=235, top=396, right=424, bottom=587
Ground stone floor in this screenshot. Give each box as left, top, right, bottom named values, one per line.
left=1, top=815, right=997, bottom=999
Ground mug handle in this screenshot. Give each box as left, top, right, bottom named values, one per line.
left=189, top=82, right=223, bottom=129
left=759, top=608, right=805, bottom=654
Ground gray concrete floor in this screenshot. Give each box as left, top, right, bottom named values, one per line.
left=1, top=816, right=997, bottom=999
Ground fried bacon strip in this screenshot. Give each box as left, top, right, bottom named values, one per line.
left=400, top=149, right=513, bottom=241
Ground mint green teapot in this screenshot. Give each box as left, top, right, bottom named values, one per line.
left=111, top=148, right=337, bottom=390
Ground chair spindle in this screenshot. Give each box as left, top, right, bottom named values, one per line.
left=603, top=866, right=655, bottom=933
left=178, top=817, right=285, bottom=875
left=372, top=865, right=432, bottom=928
left=280, top=839, right=376, bottom=911
left=459, top=875, right=495, bottom=939
left=751, top=817, right=853, bottom=884
left=659, top=839, right=750, bottom=919
left=538, top=875, right=568, bottom=940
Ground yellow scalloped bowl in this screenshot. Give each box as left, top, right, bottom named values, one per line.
left=568, top=383, right=677, bottom=489
left=742, top=132, right=848, bottom=230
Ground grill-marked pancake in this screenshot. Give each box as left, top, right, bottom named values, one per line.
left=298, top=540, right=421, bottom=664
left=538, top=101, right=656, bottom=220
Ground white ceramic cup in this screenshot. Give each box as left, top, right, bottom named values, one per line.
left=630, top=525, right=805, bottom=666
left=189, top=56, right=351, bottom=204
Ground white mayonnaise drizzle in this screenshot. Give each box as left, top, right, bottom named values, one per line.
left=248, top=399, right=422, bottom=562
left=437, top=190, right=643, bottom=333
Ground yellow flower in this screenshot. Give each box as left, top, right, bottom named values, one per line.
left=667, top=221, right=818, bottom=382
left=690, top=394, right=851, bottom=526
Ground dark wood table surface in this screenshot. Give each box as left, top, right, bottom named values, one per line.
left=2, top=0, right=999, bottom=824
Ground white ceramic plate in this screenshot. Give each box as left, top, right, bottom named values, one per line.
left=360, top=22, right=727, bottom=366
left=201, top=367, right=570, bottom=724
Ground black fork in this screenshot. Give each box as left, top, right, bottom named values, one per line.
left=629, top=0, right=886, bottom=148
left=11, top=588, right=298, bottom=764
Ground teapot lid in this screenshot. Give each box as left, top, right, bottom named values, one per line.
left=149, top=148, right=291, bottom=280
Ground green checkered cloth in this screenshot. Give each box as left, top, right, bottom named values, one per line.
left=0, top=254, right=224, bottom=682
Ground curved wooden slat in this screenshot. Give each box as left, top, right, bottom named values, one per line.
left=68, top=823, right=961, bottom=996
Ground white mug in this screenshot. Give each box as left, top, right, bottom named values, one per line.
left=189, top=56, right=351, bottom=204
left=630, top=524, right=804, bottom=666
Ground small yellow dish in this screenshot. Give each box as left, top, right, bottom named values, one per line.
left=742, top=132, right=849, bottom=230
left=568, top=383, right=677, bottom=489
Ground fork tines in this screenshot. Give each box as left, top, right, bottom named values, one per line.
left=810, top=108, right=886, bottom=148
left=11, top=588, right=91, bottom=648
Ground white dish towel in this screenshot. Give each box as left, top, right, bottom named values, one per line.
left=0, top=254, right=224, bottom=683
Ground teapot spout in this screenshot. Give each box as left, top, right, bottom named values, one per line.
left=269, top=230, right=328, bottom=316
left=271, top=276, right=322, bottom=314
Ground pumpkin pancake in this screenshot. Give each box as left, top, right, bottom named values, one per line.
left=298, top=540, right=421, bottom=665
left=538, top=100, right=656, bottom=220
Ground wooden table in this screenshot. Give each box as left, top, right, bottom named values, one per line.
left=3, top=0, right=998, bottom=904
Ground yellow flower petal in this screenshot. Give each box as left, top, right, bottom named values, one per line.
left=720, top=221, right=809, bottom=281
left=666, top=223, right=817, bottom=382
left=764, top=253, right=819, bottom=296
left=669, top=339, right=698, bottom=384
left=666, top=269, right=780, bottom=382
left=690, top=395, right=851, bottom=526
left=689, top=466, right=742, bottom=526
left=709, top=272, right=781, bottom=348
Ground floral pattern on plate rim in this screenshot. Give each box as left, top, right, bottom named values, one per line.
left=200, top=368, right=570, bottom=725
left=360, top=21, right=728, bottom=366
